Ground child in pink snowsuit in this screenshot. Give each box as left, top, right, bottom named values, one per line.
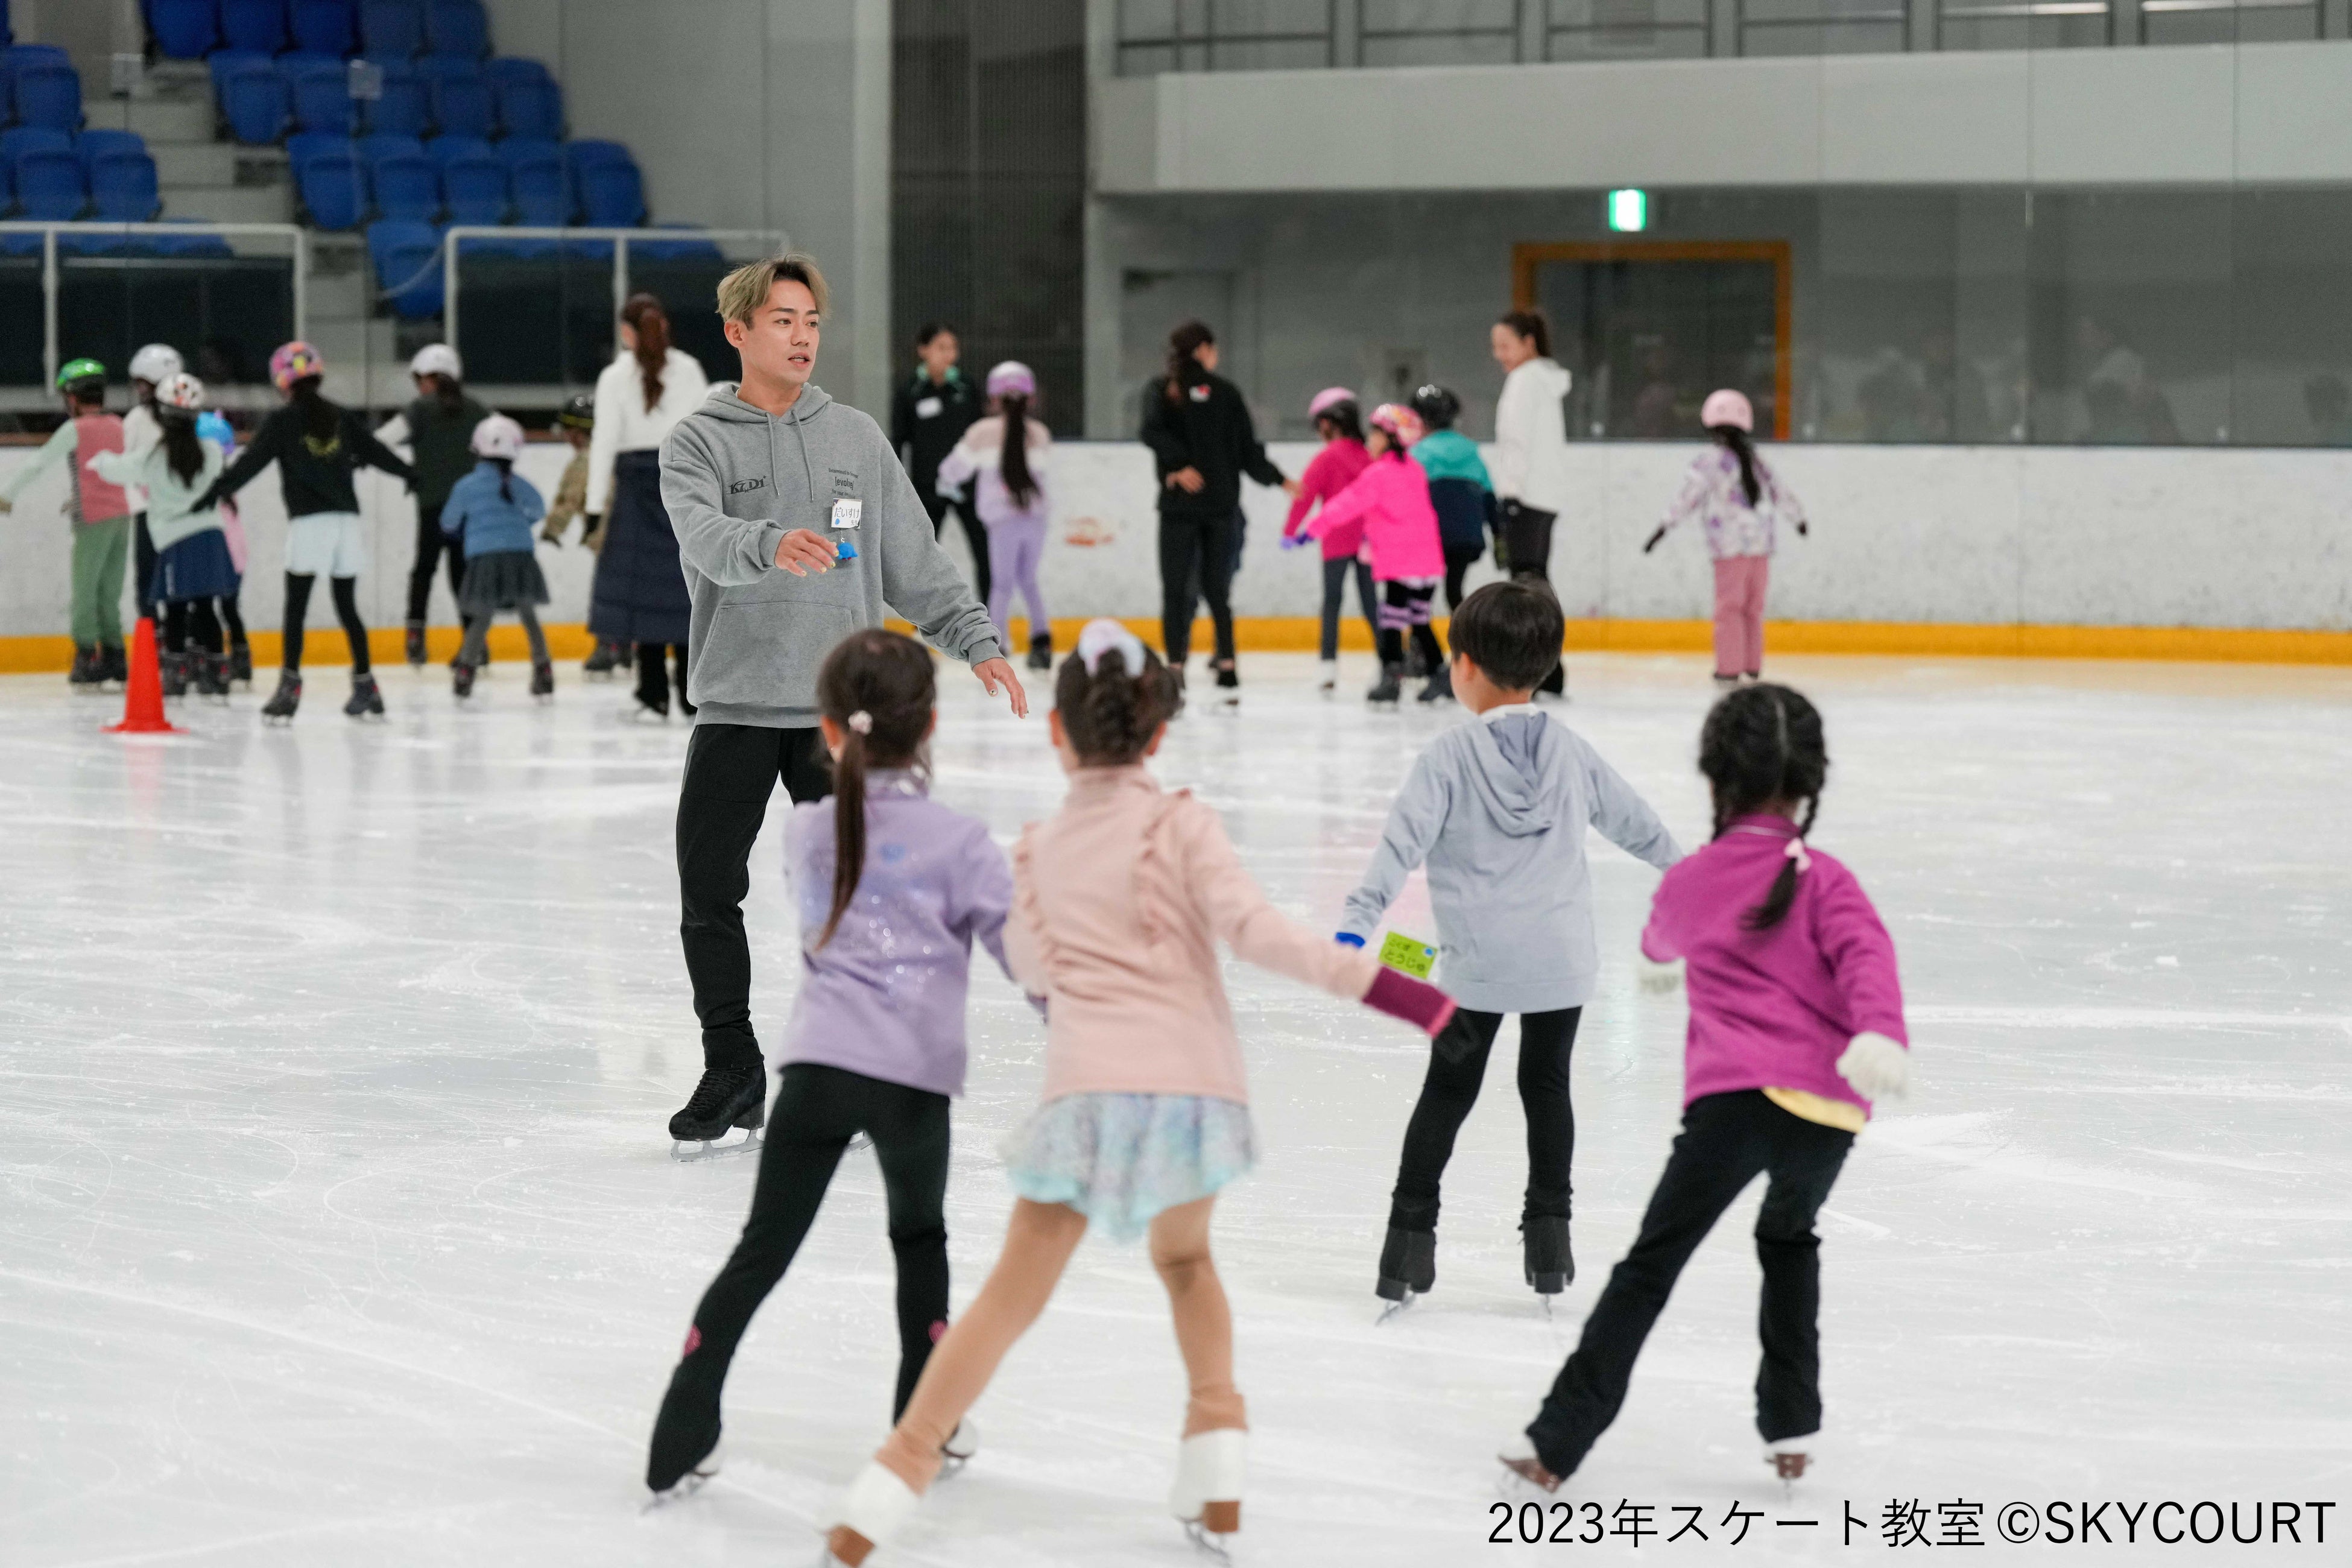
left=1645, top=388, right=1808, bottom=684
left=1505, top=682, right=1909, bottom=1493
left=1280, top=387, right=1376, bottom=683
left=1303, top=403, right=1450, bottom=703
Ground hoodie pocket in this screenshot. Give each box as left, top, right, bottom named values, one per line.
left=698, top=595, right=858, bottom=712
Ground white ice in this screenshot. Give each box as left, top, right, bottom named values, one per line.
left=3, top=652, right=2349, bottom=1566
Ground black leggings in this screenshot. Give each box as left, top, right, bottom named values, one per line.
left=1319, top=555, right=1377, bottom=661
left=675, top=1063, right=952, bottom=1420
left=1389, top=1006, right=1582, bottom=1231
left=218, top=590, right=246, bottom=648
left=1376, top=578, right=1444, bottom=674
left=1158, top=509, right=1238, bottom=666
left=923, top=489, right=991, bottom=607
left=1443, top=542, right=1484, bottom=613
left=406, top=501, right=466, bottom=625
left=282, top=572, right=370, bottom=674
left=1528, top=1090, right=1853, bottom=1478
left=162, top=598, right=223, bottom=656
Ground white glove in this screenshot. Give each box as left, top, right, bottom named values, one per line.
left=1836, top=1031, right=1911, bottom=1101
left=1637, top=956, right=1684, bottom=994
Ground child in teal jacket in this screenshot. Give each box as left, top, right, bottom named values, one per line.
left=1409, top=384, right=1496, bottom=610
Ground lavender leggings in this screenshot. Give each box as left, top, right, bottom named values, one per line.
left=986, top=516, right=1051, bottom=643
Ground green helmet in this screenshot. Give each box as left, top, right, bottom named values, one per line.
left=57, top=357, right=107, bottom=393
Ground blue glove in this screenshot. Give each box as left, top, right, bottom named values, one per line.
left=1334, top=931, right=1365, bottom=949
left=1280, top=532, right=1309, bottom=552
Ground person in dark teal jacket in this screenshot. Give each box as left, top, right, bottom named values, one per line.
left=1410, top=384, right=1497, bottom=611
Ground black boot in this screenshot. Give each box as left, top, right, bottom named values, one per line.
left=261, top=670, right=302, bottom=724
left=404, top=619, right=426, bottom=666
left=227, top=641, right=253, bottom=687
left=1366, top=662, right=1403, bottom=705
left=192, top=650, right=229, bottom=698
left=67, top=645, right=103, bottom=689
left=1377, top=1225, right=1436, bottom=1303
left=1417, top=662, right=1454, bottom=704
left=100, top=642, right=128, bottom=688
left=646, top=1352, right=725, bottom=1496
left=1523, top=1215, right=1573, bottom=1296
left=530, top=660, right=554, bottom=702
left=345, top=671, right=385, bottom=718
left=159, top=651, right=189, bottom=698
left=668, top=1062, right=766, bottom=1144
left=452, top=662, right=476, bottom=700
left=1026, top=628, right=1053, bottom=671
left=583, top=639, right=618, bottom=679
left=1212, top=656, right=1239, bottom=706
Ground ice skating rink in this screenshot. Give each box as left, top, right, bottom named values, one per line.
left=4, top=650, right=2348, bottom=1566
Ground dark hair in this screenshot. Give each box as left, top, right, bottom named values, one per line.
left=1410, top=383, right=1461, bottom=430
left=814, top=630, right=938, bottom=948
left=160, top=408, right=206, bottom=486
left=1314, top=400, right=1364, bottom=444
left=914, top=321, right=954, bottom=349
left=1712, top=423, right=1762, bottom=508
left=997, top=393, right=1039, bottom=509
left=289, top=375, right=340, bottom=444
left=1054, top=637, right=1181, bottom=766
left=64, top=379, right=107, bottom=409
left=490, top=454, right=514, bottom=504
left=1699, top=683, right=1829, bottom=932
left=622, top=292, right=671, bottom=411
left=1163, top=319, right=1215, bottom=404
left=1497, top=308, right=1552, bottom=360
left=431, top=374, right=467, bottom=414
left=1447, top=580, right=1564, bottom=692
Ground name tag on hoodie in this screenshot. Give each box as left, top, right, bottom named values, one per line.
left=914, top=396, right=943, bottom=419
left=830, top=498, right=862, bottom=531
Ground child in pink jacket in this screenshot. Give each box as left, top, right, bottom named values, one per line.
left=1304, top=402, right=1449, bottom=704
left=1279, top=387, right=1376, bottom=690
left=825, top=619, right=1456, bottom=1567
left=1503, top=682, right=1910, bottom=1494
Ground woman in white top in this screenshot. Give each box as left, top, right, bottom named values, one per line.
left=1490, top=308, right=1575, bottom=695
left=934, top=361, right=1055, bottom=669
left=587, top=292, right=710, bottom=719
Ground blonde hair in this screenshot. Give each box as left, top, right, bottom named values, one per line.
left=716, top=251, right=829, bottom=325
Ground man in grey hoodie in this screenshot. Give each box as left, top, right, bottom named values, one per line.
left=1336, top=581, right=1680, bottom=1308
left=658, top=252, right=1028, bottom=1148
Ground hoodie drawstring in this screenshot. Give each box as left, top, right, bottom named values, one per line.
left=792, top=408, right=814, bottom=502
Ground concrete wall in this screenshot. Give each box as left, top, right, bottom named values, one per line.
left=481, top=0, right=893, bottom=417
left=7, top=441, right=2346, bottom=639
left=1095, top=42, right=2352, bottom=195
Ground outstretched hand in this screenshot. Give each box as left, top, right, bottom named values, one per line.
left=972, top=657, right=1029, bottom=718
left=773, top=528, right=836, bottom=577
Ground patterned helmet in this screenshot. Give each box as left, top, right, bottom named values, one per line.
left=269, top=340, right=326, bottom=393
left=1367, top=403, right=1424, bottom=446
left=154, top=371, right=207, bottom=411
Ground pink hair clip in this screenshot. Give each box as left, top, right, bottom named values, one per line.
left=1786, top=836, right=1811, bottom=873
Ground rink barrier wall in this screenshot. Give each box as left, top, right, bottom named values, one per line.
left=5, top=438, right=2350, bottom=668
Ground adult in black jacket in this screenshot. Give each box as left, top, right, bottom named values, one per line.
left=376, top=344, right=490, bottom=665
left=1137, top=320, right=1291, bottom=701
left=888, top=323, right=988, bottom=602
left=199, top=343, right=414, bottom=722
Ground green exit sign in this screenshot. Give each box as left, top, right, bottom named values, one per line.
left=1607, top=188, right=1649, bottom=233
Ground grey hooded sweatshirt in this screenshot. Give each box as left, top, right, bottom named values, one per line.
left=1341, top=704, right=1681, bottom=1014
left=660, top=382, right=1005, bottom=727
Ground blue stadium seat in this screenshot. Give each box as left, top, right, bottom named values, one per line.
left=76, top=128, right=146, bottom=174
left=505, top=145, right=564, bottom=226
left=429, top=72, right=493, bottom=139
left=217, top=59, right=286, bottom=144
left=492, top=134, right=559, bottom=169
left=288, top=60, right=356, bottom=135
left=0, top=156, right=10, bottom=215
left=482, top=56, right=550, bottom=91
left=15, top=147, right=85, bottom=219
left=286, top=128, right=347, bottom=168
left=90, top=148, right=162, bottom=221
left=364, top=60, right=426, bottom=135
left=371, top=150, right=436, bottom=220
left=12, top=60, right=82, bottom=131
left=3, top=124, right=71, bottom=168
left=422, top=133, right=490, bottom=168
left=495, top=74, right=560, bottom=141
left=563, top=138, right=630, bottom=221
left=289, top=0, right=356, bottom=57
left=219, top=0, right=287, bottom=55
left=367, top=218, right=443, bottom=317
left=440, top=149, right=503, bottom=224
left=359, top=0, right=422, bottom=58
left=145, top=220, right=238, bottom=258
left=359, top=131, right=425, bottom=163
left=149, top=0, right=221, bottom=59
left=291, top=136, right=366, bottom=229
left=207, top=48, right=271, bottom=102
left=577, top=157, right=643, bottom=227
left=637, top=225, right=723, bottom=262
left=424, top=0, right=487, bottom=59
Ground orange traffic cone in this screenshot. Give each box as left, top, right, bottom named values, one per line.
left=106, top=616, right=181, bottom=735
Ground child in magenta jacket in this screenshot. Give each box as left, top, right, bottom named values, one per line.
left=1280, top=387, right=1376, bottom=690
left=1304, top=402, right=1449, bottom=704
left=1503, top=681, right=1911, bottom=1494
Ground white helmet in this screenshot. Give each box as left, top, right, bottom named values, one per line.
left=410, top=343, right=463, bottom=381
left=469, top=413, right=524, bottom=461
left=129, top=343, right=184, bottom=385
left=154, top=371, right=206, bottom=411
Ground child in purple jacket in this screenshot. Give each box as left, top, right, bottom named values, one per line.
left=645, top=628, right=1016, bottom=1500
left=1502, top=682, right=1911, bottom=1493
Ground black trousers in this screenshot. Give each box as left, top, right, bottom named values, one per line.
left=1442, top=542, right=1484, bottom=613
left=1501, top=501, right=1566, bottom=694
left=1528, top=1090, right=1854, bottom=1478
left=406, top=501, right=466, bottom=625
left=162, top=598, right=224, bottom=656
left=1159, top=508, right=1238, bottom=666
left=134, top=513, right=159, bottom=620
left=678, top=723, right=835, bottom=1072
left=1390, top=1007, right=1581, bottom=1230
left=923, top=488, right=991, bottom=607
left=282, top=572, right=369, bottom=674
left=1318, top=555, right=1377, bottom=661
left=678, top=1063, right=952, bottom=1421
left=218, top=590, right=246, bottom=648
left=636, top=642, right=693, bottom=715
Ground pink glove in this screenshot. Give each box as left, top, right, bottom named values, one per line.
left=1363, top=968, right=1455, bottom=1037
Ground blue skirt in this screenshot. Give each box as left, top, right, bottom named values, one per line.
left=1001, top=1093, right=1256, bottom=1244
left=153, top=527, right=238, bottom=602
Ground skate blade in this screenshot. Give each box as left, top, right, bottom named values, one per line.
left=671, top=1130, right=763, bottom=1162
left=1182, top=1520, right=1237, bottom=1562
left=844, top=1131, right=873, bottom=1154
left=640, top=1468, right=716, bottom=1513
left=1374, top=1293, right=1418, bottom=1326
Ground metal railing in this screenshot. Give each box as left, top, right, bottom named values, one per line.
left=437, top=226, right=788, bottom=351
left=0, top=221, right=308, bottom=390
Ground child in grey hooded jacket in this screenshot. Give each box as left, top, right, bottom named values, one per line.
left=1338, top=581, right=1681, bottom=1310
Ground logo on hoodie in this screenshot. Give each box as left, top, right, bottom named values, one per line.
left=729, top=476, right=766, bottom=496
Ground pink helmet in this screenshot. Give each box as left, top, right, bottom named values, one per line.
left=985, top=360, right=1036, bottom=400
left=269, top=340, right=325, bottom=394
left=1368, top=402, right=1424, bottom=445
left=1699, top=388, right=1754, bottom=432
left=1307, top=385, right=1356, bottom=421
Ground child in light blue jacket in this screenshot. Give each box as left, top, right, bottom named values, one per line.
left=440, top=415, right=551, bottom=700
left=1338, top=581, right=1681, bottom=1310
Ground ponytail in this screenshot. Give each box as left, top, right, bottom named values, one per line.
left=1714, top=424, right=1762, bottom=509
left=823, top=718, right=870, bottom=950
left=813, top=630, right=939, bottom=949
left=622, top=292, right=671, bottom=411
left=493, top=455, right=513, bottom=503
left=999, top=394, right=1038, bottom=508
left=1164, top=318, right=1214, bottom=405
left=160, top=411, right=206, bottom=487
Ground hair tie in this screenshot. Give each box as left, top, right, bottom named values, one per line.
left=847, top=711, right=873, bottom=735
left=1076, top=618, right=1146, bottom=675
left=1786, top=836, right=1812, bottom=874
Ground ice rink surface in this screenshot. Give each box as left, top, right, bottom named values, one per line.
left=4, top=650, right=2349, bottom=1566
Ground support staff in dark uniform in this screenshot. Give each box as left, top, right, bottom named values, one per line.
left=889, top=323, right=987, bottom=604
